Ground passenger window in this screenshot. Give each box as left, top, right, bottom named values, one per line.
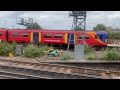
left=43, top=34, right=52, bottom=38
left=79, top=35, right=89, bottom=40
left=0, top=32, right=3, bottom=36
left=54, top=34, right=63, bottom=38
left=84, top=37, right=89, bottom=39
left=100, top=35, right=103, bottom=39
left=79, top=36, right=84, bottom=39
left=95, top=35, right=97, bottom=39
left=12, top=32, right=19, bottom=37
left=21, top=33, right=29, bottom=37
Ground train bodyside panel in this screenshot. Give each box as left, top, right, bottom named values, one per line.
left=6, top=29, right=108, bottom=47
left=41, top=31, right=68, bottom=44
left=8, top=30, right=31, bottom=43
left=0, top=29, right=7, bottom=42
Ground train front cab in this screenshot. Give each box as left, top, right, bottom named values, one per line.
left=96, top=31, right=108, bottom=46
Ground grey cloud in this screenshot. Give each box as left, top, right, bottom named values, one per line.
left=1, top=11, right=120, bottom=30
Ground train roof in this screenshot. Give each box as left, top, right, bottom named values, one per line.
left=8, top=29, right=96, bottom=32
left=97, top=31, right=108, bottom=34
left=8, top=29, right=107, bottom=34
left=0, top=29, right=8, bottom=31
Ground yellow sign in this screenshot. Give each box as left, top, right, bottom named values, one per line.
left=9, top=53, right=13, bottom=58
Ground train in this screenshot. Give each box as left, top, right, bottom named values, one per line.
left=0, top=29, right=108, bottom=47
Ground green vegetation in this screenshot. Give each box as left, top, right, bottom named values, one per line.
left=86, top=48, right=120, bottom=61
left=108, top=32, right=120, bottom=40
left=84, top=44, right=94, bottom=54
left=86, top=54, right=96, bottom=60
left=38, top=44, right=54, bottom=51
left=23, top=44, right=52, bottom=58
left=26, top=22, right=43, bottom=29
left=93, top=24, right=107, bottom=31
left=61, top=53, right=74, bottom=60
left=0, top=41, right=17, bottom=56
left=102, top=48, right=120, bottom=61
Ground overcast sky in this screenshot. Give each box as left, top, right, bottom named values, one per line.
left=0, top=11, right=120, bottom=30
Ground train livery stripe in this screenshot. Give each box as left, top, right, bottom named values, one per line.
left=65, top=33, right=68, bottom=44
left=74, top=33, right=76, bottom=44
left=30, top=32, right=33, bottom=42
left=39, top=32, right=41, bottom=42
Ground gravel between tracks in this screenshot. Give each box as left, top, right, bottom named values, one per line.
left=0, top=56, right=71, bottom=63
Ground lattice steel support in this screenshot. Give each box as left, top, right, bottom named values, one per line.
left=69, top=11, right=86, bottom=30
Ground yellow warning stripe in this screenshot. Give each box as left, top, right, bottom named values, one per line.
left=74, top=33, right=76, bottom=44
left=65, top=33, right=68, bottom=44
left=39, top=32, right=41, bottom=42
left=30, top=32, right=33, bottom=43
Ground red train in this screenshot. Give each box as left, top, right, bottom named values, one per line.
left=0, top=29, right=108, bottom=46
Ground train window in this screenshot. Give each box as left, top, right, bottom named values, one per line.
left=12, top=32, right=19, bottom=37
left=0, top=32, right=3, bottom=36
left=79, top=34, right=89, bottom=40
left=43, top=34, right=52, bottom=38
left=54, top=34, right=63, bottom=38
left=95, top=35, right=97, bottom=39
left=100, top=35, right=103, bottom=39
left=21, top=33, right=29, bottom=37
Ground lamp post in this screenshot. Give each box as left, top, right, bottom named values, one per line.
left=5, top=20, right=6, bottom=29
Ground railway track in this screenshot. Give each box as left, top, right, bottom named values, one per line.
left=47, top=62, right=120, bottom=71
left=0, top=65, right=102, bottom=79
left=0, top=70, right=53, bottom=79
left=0, top=59, right=119, bottom=79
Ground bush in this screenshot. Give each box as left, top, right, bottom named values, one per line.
left=102, top=48, right=120, bottom=61
left=0, top=41, right=17, bottom=56
left=84, top=44, right=94, bottom=54
left=23, top=44, right=52, bottom=58
left=86, top=54, right=96, bottom=60
left=61, top=53, right=74, bottom=60
left=108, top=32, right=120, bottom=40
left=23, top=45, right=42, bottom=58
left=38, top=44, right=54, bottom=51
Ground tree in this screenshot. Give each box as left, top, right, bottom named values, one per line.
left=106, top=26, right=113, bottom=32
left=93, top=24, right=106, bottom=31
left=26, top=22, right=43, bottom=29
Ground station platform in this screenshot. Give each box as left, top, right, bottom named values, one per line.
left=107, top=44, right=120, bottom=47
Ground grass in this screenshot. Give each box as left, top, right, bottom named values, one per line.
left=84, top=44, right=94, bottom=54
left=86, top=53, right=96, bottom=60
left=85, top=47, right=120, bottom=61
left=0, top=41, right=17, bottom=56
left=23, top=44, right=53, bottom=58
left=61, top=53, right=74, bottom=60
left=101, top=48, right=120, bottom=61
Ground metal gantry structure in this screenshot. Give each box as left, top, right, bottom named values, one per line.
left=16, top=18, right=34, bottom=29
left=68, top=11, right=87, bottom=60
left=69, top=11, right=87, bottom=30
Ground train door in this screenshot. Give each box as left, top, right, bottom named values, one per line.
left=95, top=34, right=98, bottom=46
left=33, top=32, right=39, bottom=43
left=68, top=33, right=74, bottom=44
